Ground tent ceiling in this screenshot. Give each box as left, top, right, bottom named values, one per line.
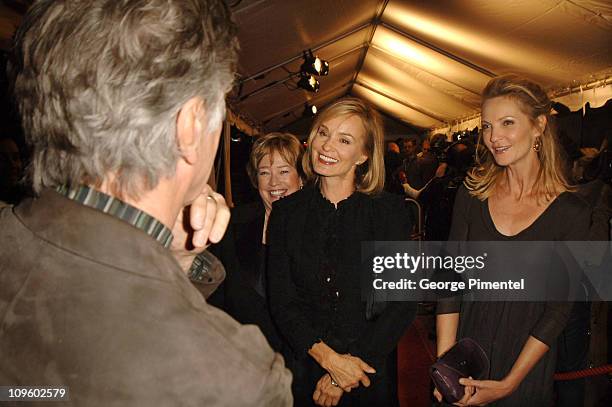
left=0, top=0, right=610, bottom=134
left=234, top=0, right=379, bottom=77
left=231, top=0, right=612, bottom=134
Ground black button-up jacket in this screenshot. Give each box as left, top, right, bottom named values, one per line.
left=267, top=184, right=417, bottom=365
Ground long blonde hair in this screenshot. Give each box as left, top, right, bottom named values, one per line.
left=465, top=74, right=572, bottom=202
left=302, top=97, right=385, bottom=195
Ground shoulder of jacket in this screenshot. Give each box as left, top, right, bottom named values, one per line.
left=271, top=186, right=313, bottom=212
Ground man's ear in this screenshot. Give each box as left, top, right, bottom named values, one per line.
left=176, top=97, right=206, bottom=165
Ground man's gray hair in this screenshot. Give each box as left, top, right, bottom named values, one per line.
left=11, top=0, right=238, bottom=199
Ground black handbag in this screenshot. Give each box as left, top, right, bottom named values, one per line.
left=430, top=338, right=489, bottom=403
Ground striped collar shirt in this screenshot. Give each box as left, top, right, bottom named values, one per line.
left=56, top=184, right=173, bottom=248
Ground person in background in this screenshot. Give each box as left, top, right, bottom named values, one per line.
left=267, top=97, right=417, bottom=406
left=419, top=137, right=431, bottom=157
left=434, top=74, right=591, bottom=406
left=418, top=140, right=475, bottom=240
left=399, top=134, right=445, bottom=198
left=0, top=1, right=292, bottom=405
left=206, top=132, right=303, bottom=352
left=554, top=138, right=611, bottom=407
left=383, top=141, right=403, bottom=194
left=403, top=137, right=419, bottom=161
left=415, top=133, right=445, bottom=188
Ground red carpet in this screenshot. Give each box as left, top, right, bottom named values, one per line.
left=398, top=316, right=437, bottom=407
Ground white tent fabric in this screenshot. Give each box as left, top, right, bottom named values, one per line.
left=554, top=81, right=612, bottom=110
left=230, top=0, right=612, bottom=133
left=0, top=0, right=610, bottom=133
left=432, top=80, right=612, bottom=137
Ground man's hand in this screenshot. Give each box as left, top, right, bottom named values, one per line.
left=170, top=187, right=230, bottom=273
left=313, top=373, right=343, bottom=407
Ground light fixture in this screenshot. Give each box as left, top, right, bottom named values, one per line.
left=297, top=73, right=319, bottom=93
left=303, top=103, right=317, bottom=117
left=301, top=50, right=329, bottom=76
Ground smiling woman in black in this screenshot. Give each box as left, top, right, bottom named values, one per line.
left=206, top=132, right=304, bottom=352
left=434, top=75, right=592, bottom=407
left=267, top=98, right=417, bottom=406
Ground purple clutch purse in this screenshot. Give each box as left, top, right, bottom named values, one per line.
left=430, top=338, right=489, bottom=403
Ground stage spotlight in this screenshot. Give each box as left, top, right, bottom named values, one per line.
left=297, top=73, right=320, bottom=92
left=301, top=50, right=329, bottom=76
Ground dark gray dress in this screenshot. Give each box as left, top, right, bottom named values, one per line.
left=437, top=186, right=591, bottom=407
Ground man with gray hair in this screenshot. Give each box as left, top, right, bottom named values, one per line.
left=0, top=0, right=292, bottom=405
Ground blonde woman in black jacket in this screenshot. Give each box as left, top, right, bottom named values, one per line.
left=267, top=98, right=417, bottom=407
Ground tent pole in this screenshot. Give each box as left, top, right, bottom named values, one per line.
left=349, top=0, right=390, bottom=91
left=379, top=21, right=495, bottom=78
left=355, top=80, right=446, bottom=123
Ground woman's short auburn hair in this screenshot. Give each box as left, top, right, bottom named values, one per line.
left=246, top=132, right=303, bottom=188
left=302, top=97, right=386, bottom=195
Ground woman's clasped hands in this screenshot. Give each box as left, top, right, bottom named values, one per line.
left=325, top=352, right=376, bottom=391
left=313, top=373, right=343, bottom=407
left=313, top=352, right=376, bottom=406
left=433, top=376, right=517, bottom=406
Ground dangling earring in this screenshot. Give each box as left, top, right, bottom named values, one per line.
left=533, top=136, right=542, bottom=152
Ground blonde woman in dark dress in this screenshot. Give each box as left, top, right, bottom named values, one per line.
left=434, top=75, right=591, bottom=406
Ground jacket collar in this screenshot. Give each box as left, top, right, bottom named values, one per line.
left=56, top=184, right=173, bottom=248
left=14, top=188, right=183, bottom=283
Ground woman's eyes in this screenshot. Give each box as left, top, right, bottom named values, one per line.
left=481, top=121, right=513, bottom=130
left=259, top=169, right=293, bottom=176
left=317, top=129, right=350, bottom=144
